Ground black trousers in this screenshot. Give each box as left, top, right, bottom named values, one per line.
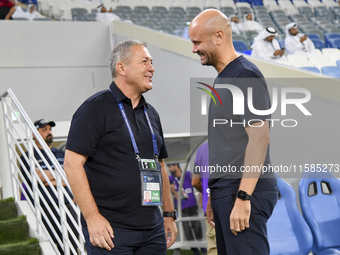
left=211, top=186, right=278, bottom=255
left=83, top=223, right=166, bottom=255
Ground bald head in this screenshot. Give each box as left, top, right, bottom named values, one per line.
left=188, top=9, right=238, bottom=73
left=189, top=9, right=231, bottom=38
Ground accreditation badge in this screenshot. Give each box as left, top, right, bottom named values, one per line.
left=139, top=158, right=163, bottom=206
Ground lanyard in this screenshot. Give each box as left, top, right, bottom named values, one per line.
left=109, top=89, right=158, bottom=158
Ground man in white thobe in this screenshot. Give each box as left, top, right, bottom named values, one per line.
left=284, top=22, right=315, bottom=55
left=242, top=12, right=263, bottom=33
left=251, top=26, right=288, bottom=64
left=229, top=14, right=245, bottom=35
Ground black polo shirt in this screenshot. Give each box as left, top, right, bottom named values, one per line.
left=208, top=56, right=277, bottom=199
left=66, top=82, right=168, bottom=230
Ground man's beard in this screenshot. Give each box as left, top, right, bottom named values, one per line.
left=46, top=135, right=53, bottom=145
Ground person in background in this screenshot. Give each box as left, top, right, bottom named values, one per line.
left=251, top=27, right=288, bottom=64
left=20, top=119, right=77, bottom=255
left=95, top=3, right=120, bottom=23
left=192, top=142, right=217, bottom=255
left=229, top=14, right=245, bottom=35
left=0, top=0, right=16, bottom=19
left=242, top=12, right=263, bottom=33
left=285, top=22, right=315, bottom=55
left=168, top=163, right=207, bottom=255
left=12, top=2, right=45, bottom=20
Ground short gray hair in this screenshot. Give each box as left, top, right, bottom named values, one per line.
left=110, top=39, right=147, bottom=79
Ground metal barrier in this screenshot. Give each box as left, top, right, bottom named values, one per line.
left=0, top=89, right=86, bottom=255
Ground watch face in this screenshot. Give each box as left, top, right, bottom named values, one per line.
left=237, top=190, right=250, bottom=200
left=173, top=210, right=178, bottom=220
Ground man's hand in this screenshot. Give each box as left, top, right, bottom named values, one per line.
left=206, top=197, right=215, bottom=228
left=300, top=35, right=308, bottom=43
left=274, top=49, right=285, bottom=57
left=164, top=217, right=177, bottom=249
left=86, top=213, right=114, bottom=250
left=229, top=199, right=251, bottom=235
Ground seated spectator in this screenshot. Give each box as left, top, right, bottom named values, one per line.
left=242, top=12, right=263, bottom=33
left=0, top=0, right=16, bottom=19
left=96, top=4, right=120, bottom=23
left=251, top=26, right=288, bottom=63
left=11, top=0, right=24, bottom=17
left=13, top=3, right=44, bottom=20
left=229, top=13, right=245, bottom=35
left=285, top=22, right=315, bottom=55
left=26, top=4, right=44, bottom=20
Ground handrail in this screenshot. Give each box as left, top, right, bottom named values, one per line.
left=0, top=89, right=86, bottom=255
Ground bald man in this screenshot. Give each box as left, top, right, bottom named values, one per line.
left=189, top=9, right=278, bottom=255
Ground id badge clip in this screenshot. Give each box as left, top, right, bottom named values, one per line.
left=139, top=157, right=163, bottom=206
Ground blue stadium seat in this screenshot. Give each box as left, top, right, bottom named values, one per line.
left=242, top=50, right=252, bottom=55
left=308, top=33, right=323, bottom=41
left=267, top=174, right=313, bottom=255
left=324, top=33, right=340, bottom=47
left=278, top=39, right=285, bottom=48
left=233, top=40, right=249, bottom=52
left=300, top=67, right=321, bottom=73
left=328, top=38, right=340, bottom=49
left=299, top=169, right=340, bottom=255
left=252, top=0, right=264, bottom=6
left=311, top=39, right=327, bottom=50
left=321, top=66, right=340, bottom=77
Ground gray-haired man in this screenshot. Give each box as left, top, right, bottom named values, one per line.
left=64, top=40, right=177, bottom=254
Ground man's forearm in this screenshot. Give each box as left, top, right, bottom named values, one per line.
left=5, top=6, right=15, bottom=19
left=159, top=159, right=174, bottom=212
left=64, top=150, right=99, bottom=220
left=239, top=122, right=270, bottom=195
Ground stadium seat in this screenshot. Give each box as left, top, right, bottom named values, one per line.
left=73, top=14, right=87, bottom=21
left=287, top=54, right=309, bottom=64
left=298, top=6, right=315, bottom=19
left=291, top=59, right=315, bottom=68
left=315, top=60, right=337, bottom=70
left=299, top=169, right=340, bottom=255
left=263, top=0, right=281, bottom=12
left=310, top=39, right=327, bottom=50
left=305, top=30, right=325, bottom=42
left=328, top=38, right=340, bottom=49
left=278, top=40, right=285, bottom=48
left=324, top=33, right=340, bottom=46
left=322, top=48, right=340, bottom=62
left=321, top=66, right=340, bottom=77
left=325, top=28, right=340, bottom=34
left=322, top=48, right=340, bottom=55
left=233, top=40, right=249, bottom=52
left=85, top=13, right=96, bottom=21
left=308, top=33, right=323, bottom=42
left=300, top=66, right=321, bottom=73
left=204, top=0, right=220, bottom=9
left=242, top=50, right=252, bottom=55
left=268, top=174, right=313, bottom=255
left=71, top=8, right=88, bottom=19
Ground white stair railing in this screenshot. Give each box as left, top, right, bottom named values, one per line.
left=0, top=89, right=86, bottom=255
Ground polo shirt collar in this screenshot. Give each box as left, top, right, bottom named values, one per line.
left=109, top=82, right=148, bottom=109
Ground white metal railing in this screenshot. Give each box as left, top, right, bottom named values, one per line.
left=0, top=89, right=86, bottom=255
